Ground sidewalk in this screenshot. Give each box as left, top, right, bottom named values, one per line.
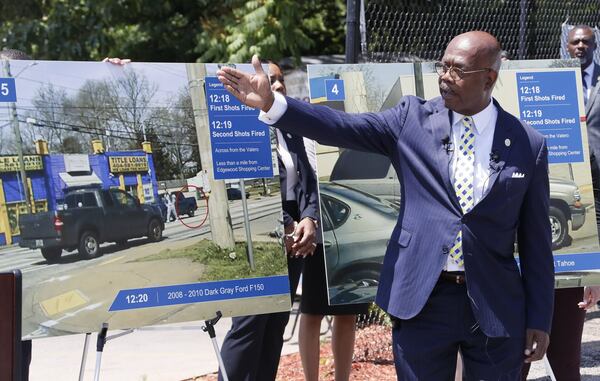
left=29, top=306, right=600, bottom=380
left=29, top=301, right=328, bottom=381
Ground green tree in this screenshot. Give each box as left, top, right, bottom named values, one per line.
left=1, top=0, right=346, bottom=64
left=196, top=0, right=346, bottom=64
left=60, top=135, right=84, bottom=153
left=0, top=1, right=207, bottom=62
left=130, top=128, right=177, bottom=180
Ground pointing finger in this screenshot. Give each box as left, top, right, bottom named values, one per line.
left=224, top=85, right=242, bottom=98
left=218, top=66, right=242, bottom=80
left=218, top=75, right=238, bottom=89
left=217, top=71, right=240, bottom=86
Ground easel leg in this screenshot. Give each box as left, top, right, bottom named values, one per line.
left=94, top=323, right=109, bottom=381
left=202, top=311, right=229, bottom=381
left=78, top=333, right=91, bottom=381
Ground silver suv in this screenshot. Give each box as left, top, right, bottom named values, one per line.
left=330, top=149, right=586, bottom=250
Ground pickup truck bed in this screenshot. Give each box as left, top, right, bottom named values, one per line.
left=19, top=187, right=164, bottom=262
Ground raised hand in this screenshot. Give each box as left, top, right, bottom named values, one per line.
left=217, top=55, right=275, bottom=112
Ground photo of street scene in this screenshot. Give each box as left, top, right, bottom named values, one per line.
left=306, top=63, right=415, bottom=305
left=0, top=60, right=289, bottom=339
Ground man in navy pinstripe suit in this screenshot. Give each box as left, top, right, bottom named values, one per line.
left=218, top=31, right=554, bottom=380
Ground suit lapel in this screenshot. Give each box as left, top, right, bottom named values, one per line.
left=479, top=102, right=514, bottom=201
left=586, top=64, right=600, bottom=114
left=591, top=64, right=600, bottom=88
left=428, top=104, right=461, bottom=210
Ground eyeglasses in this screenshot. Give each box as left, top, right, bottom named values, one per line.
left=434, top=62, right=491, bottom=80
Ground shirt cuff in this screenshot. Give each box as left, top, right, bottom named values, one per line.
left=258, top=91, right=288, bottom=125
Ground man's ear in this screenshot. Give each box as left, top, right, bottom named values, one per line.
left=485, top=69, right=499, bottom=90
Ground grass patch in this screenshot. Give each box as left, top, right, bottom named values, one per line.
left=140, top=239, right=287, bottom=281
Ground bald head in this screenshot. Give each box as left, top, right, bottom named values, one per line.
left=438, top=31, right=501, bottom=115
left=569, top=25, right=595, bottom=43
left=447, top=31, right=502, bottom=72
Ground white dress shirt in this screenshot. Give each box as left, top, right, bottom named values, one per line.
left=583, top=62, right=595, bottom=104
left=260, top=92, right=498, bottom=271
left=446, top=100, right=498, bottom=271
left=276, top=129, right=298, bottom=201
left=259, top=91, right=288, bottom=125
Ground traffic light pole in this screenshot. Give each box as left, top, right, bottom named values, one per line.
left=2, top=59, right=32, bottom=214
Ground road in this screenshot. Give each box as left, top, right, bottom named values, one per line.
left=0, top=195, right=285, bottom=338
left=0, top=195, right=281, bottom=277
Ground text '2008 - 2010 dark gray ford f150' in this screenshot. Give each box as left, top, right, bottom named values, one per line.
left=19, top=186, right=164, bottom=262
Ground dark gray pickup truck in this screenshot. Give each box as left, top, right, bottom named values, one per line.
left=19, top=187, right=164, bottom=262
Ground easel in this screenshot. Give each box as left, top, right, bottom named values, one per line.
left=0, top=270, right=23, bottom=381
left=78, top=311, right=228, bottom=381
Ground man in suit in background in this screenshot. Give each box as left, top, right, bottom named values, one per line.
left=218, top=61, right=319, bottom=381
left=522, top=24, right=600, bottom=381
left=218, top=31, right=554, bottom=380
left=572, top=25, right=600, bottom=233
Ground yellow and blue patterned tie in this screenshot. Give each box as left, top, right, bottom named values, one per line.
left=450, top=116, right=476, bottom=267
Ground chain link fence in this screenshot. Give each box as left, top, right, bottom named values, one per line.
left=362, top=0, right=600, bottom=63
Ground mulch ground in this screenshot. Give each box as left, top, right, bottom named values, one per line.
left=189, top=324, right=397, bottom=381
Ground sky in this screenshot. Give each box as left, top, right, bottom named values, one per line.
left=0, top=60, right=192, bottom=154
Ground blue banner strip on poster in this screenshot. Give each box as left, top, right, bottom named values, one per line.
left=109, top=275, right=290, bottom=311
left=552, top=253, right=600, bottom=272
left=309, top=75, right=335, bottom=100
left=516, top=252, right=600, bottom=272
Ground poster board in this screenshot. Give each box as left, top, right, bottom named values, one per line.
left=308, top=60, right=600, bottom=305
left=0, top=60, right=289, bottom=339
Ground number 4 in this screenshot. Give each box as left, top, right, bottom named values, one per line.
left=0, top=83, right=8, bottom=96
left=331, top=84, right=339, bottom=95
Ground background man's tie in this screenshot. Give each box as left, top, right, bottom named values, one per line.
left=583, top=71, right=589, bottom=105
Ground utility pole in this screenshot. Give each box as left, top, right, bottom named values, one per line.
left=345, top=0, right=360, bottom=64
left=185, top=63, right=235, bottom=249
left=2, top=59, right=32, bottom=214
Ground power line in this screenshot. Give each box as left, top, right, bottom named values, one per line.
left=18, top=107, right=195, bottom=135
left=14, top=106, right=197, bottom=142
left=19, top=118, right=198, bottom=148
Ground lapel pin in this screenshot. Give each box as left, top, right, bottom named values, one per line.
left=287, top=133, right=292, bottom=139
left=505, top=138, right=511, bottom=147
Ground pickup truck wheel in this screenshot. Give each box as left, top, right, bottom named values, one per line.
left=549, top=206, right=568, bottom=250
left=147, top=219, right=163, bottom=242
left=41, top=248, right=62, bottom=263
left=188, top=210, right=195, bottom=217
left=78, top=231, right=100, bottom=259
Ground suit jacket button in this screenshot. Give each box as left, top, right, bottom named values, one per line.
left=442, top=246, right=450, bottom=254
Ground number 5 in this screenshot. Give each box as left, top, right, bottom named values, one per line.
left=1, top=83, right=8, bottom=96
